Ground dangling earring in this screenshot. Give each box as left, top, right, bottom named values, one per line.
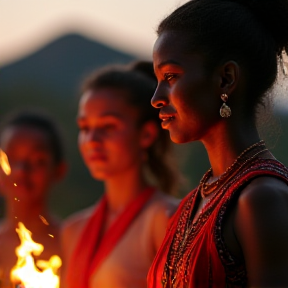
left=219, top=93, right=231, bottom=118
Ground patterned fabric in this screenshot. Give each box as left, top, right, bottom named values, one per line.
left=147, top=159, right=288, bottom=288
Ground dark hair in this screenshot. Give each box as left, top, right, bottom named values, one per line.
left=81, top=61, right=179, bottom=195
left=128, top=60, right=156, bottom=81
left=0, top=109, right=65, bottom=164
left=157, top=0, right=288, bottom=117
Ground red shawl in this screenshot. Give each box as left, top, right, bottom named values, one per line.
left=147, top=159, right=288, bottom=288
left=66, top=187, right=155, bottom=288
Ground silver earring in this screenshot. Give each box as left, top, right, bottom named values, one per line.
left=219, top=93, right=231, bottom=118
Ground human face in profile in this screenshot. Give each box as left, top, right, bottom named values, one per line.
left=152, top=31, right=221, bottom=144
left=77, top=88, right=147, bottom=180
left=0, top=126, right=59, bottom=202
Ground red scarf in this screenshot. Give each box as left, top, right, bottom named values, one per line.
left=65, top=187, right=155, bottom=288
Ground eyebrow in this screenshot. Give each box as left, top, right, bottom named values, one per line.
left=157, top=60, right=181, bottom=69
left=76, top=113, right=124, bottom=122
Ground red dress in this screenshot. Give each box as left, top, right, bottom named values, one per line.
left=65, top=187, right=155, bottom=288
left=147, top=159, right=288, bottom=288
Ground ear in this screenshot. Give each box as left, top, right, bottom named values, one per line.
left=139, top=121, right=159, bottom=149
left=219, top=61, right=239, bottom=95
left=54, top=161, right=68, bottom=182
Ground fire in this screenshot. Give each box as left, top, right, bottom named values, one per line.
left=10, top=222, right=62, bottom=288
left=0, top=149, right=11, bottom=175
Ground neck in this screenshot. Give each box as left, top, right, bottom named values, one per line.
left=104, top=167, right=148, bottom=214
left=4, top=197, right=52, bottom=231
left=202, top=119, right=262, bottom=178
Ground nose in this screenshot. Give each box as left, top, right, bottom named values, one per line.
left=83, top=129, right=103, bottom=145
left=151, top=85, right=168, bottom=109
left=11, top=161, right=30, bottom=175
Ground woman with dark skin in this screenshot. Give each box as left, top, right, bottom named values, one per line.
left=148, top=0, right=288, bottom=287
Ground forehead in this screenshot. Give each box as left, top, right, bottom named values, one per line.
left=153, top=31, right=208, bottom=70
left=153, top=31, right=210, bottom=77
left=78, top=88, right=139, bottom=121
left=153, top=31, right=195, bottom=60
left=0, top=125, right=52, bottom=152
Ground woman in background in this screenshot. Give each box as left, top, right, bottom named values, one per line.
left=61, top=61, right=180, bottom=288
left=0, top=109, right=67, bottom=288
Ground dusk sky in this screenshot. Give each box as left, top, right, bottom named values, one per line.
left=0, top=0, right=187, bottom=65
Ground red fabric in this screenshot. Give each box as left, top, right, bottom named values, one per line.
left=66, top=187, right=155, bottom=288
left=147, top=160, right=288, bottom=288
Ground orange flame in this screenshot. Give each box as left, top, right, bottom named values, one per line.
left=0, top=149, right=11, bottom=175
left=10, top=222, right=62, bottom=288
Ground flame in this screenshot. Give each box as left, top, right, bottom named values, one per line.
left=10, top=222, right=62, bottom=288
left=0, top=149, right=11, bottom=175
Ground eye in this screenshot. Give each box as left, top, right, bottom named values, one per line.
left=164, top=73, right=177, bottom=82
left=31, top=156, right=50, bottom=167
left=102, top=124, right=117, bottom=134
left=78, top=123, right=89, bottom=133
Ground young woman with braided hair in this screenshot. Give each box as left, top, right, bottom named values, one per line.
left=61, top=61, right=180, bottom=288
left=148, top=0, right=288, bottom=287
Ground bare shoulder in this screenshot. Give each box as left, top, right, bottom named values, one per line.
left=61, top=205, right=96, bottom=237
left=149, top=191, right=180, bottom=218
left=234, top=176, right=288, bottom=286
left=147, top=192, right=180, bottom=250
left=237, top=175, right=288, bottom=211
left=235, top=175, right=288, bottom=233
left=60, top=205, right=97, bottom=261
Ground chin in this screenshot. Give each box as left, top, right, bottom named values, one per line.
left=170, top=132, right=193, bottom=144
left=90, top=172, right=108, bottom=181
left=89, top=168, right=111, bottom=181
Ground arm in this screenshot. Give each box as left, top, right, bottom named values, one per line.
left=234, top=176, right=288, bottom=287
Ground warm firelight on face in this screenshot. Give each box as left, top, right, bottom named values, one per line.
left=0, top=149, right=11, bottom=175
left=10, top=222, right=62, bottom=288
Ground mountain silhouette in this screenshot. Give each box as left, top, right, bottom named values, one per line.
left=0, top=33, right=135, bottom=97
left=0, top=33, right=136, bottom=218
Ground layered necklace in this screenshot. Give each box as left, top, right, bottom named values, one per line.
left=162, top=140, right=268, bottom=287
left=200, top=140, right=267, bottom=198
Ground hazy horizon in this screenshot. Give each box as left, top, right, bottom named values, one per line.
left=0, top=0, right=187, bottom=66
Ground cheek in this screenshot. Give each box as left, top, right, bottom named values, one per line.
left=78, top=133, right=85, bottom=148
left=78, top=133, right=88, bottom=156
left=109, top=132, right=141, bottom=160
left=0, top=174, right=13, bottom=195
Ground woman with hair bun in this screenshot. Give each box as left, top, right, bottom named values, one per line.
left=148, top=0, right=288, bottom=287
left=61, top=61, right=180, bottom=288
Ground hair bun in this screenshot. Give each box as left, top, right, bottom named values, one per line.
left=234, top=0, right=288, bottom=54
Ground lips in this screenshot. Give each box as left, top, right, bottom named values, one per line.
left=88, top=154, right=107, bottom=162
left=159, top=113, right=176, bottom=129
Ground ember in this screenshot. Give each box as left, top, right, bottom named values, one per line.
left=0, top=149, right=11, bottom=175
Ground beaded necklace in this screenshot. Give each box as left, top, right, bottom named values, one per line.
left=162, top=140, right=268, bottom=287
left=200, top=140, right=266, bottom=198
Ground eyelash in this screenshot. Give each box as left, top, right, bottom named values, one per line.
left=164, top=73, right=177, bottom=82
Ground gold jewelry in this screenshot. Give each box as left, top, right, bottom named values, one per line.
left=219, top=93, right=231, bottom=118
left=200, top=140, right=266, bottom=198
left=279, top=50, right=288, bottom=77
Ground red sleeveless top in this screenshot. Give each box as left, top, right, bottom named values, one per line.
left=147, top=159, right=288, bottom=288
left=66, top=187, right=155, bottom=288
